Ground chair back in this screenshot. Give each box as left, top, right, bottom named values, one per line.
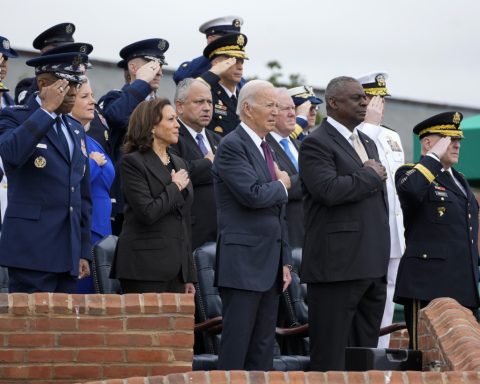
left=91, top=235, right=121, bottom=294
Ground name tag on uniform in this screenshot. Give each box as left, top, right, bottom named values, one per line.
left=36, top=143, right=47, bottom=149
left=434, top=190, right=448, bottom=198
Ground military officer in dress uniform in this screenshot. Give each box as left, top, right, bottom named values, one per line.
left=198, top=32, right=248, bottom=137
left=357, top=71, right=406, bottom=349
left=99, top=38, right=168, bottom=234
left=0, top=36, right=18, bottom=109
left=15, top=22, right=76, bottom=104
left=0, top=51, right=92, bottom=293
left=394, top=112, right=480, bottom=349
left=288, top=85, right=323, bottom=141
left=173, top=15, right=243, bottom=84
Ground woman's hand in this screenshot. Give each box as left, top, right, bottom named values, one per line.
left=171, top=169, right=190, bottom=191
left=89, top=151, right=107, bottom=166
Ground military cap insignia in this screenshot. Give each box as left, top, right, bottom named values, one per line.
left=66, top=24, right=74, bottom=34
left=233, top=19, right=241, bottom=28
left=375, top=74, right=386, bottom=87
left=237, top=34, right=245, bottom=47
left=453, top=112, right=461, bottom=125
left=3, top=39, right=10, bottom=50
left=214, top=126, right=223, bottom=133
left=182, top=63, right=188, bottom=68
left=79, top=45, right=88, bottom=53
left=158, top=40, right=167, bottom=50
left=34, top=156, right=47, bottom=168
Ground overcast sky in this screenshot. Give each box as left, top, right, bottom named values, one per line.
left=3, top=0, right=480, bottom=108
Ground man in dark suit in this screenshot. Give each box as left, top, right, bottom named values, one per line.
left=0, top=52, right=92, bottom=293
left=198, top=32, right=247, bottom=136
left=394, top=112, right=480, bottom=349
left=266, top=87, right=303, bottom=247
left=299, top=76, right=390, bottom=371
left=171, top=78, right=221, bottom=250
left=212, top=80, right=292, bottom=370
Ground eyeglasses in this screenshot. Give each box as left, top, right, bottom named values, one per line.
left=309, top=105, right=319, bottom=113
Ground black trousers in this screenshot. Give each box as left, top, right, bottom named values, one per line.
left=119, top=271, right=185, bottom=294
left=218, top=284, right=280, bottom=371
left=307, top=277, right=386, bottom=371
left=8, top=267, right=78, bottom=293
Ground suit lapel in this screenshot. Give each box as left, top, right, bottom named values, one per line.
left=438, top=169, right=467, bottom=199
left=325, top=122, right=363, bottom=166
left=179, top=123, right=204, bottom=158
left=236, top=127, right=271, bottom=181
left=358, top=131, right=377, bottom=162
left=143, top=149, right=172, bottom=186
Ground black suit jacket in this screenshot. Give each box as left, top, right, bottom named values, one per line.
left=266, top=134, right=304, bottom=247
left=170, top=122, right=222, bottom=249
left=299, top=119, right=390, bottom=282
left=111, top=149, right=196, bottom=283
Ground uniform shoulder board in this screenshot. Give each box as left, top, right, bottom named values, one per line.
left=11, top=104, right=29, bottom=110
left=397, top=163, right=415, bottom=171
left=380, top=124, right=397, bottom=132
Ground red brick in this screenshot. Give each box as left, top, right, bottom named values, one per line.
left=78, top=317, right=124, bottom=331
left=53, top=365, right=102, bottom=379
left=77, top=348, right=125, bottom=362
left=178, top=294, right=195, bottom=315
left=32, top=292, right=50, bottom=313
left=8, top=333, right=55, bottom=347
left=346, top=371, right=366, bottom=384
left=157, top=332, right=194, bottom=347
left=186, top=371, right=209, bottom=384
left=249, top=371, right=267, bottom=384
left=266, top=371, right=285, bottom=384
left=0, top=317, right=28, bottom=331
left=58, top=333, right=105, bottom=347
left=287, top=371, right=306, bottom=384
left=126, top=316, right=170, bottom=330
left=172, top=349, right=193, bottom=361
left=1, top=365, right=52, bottom=379
left=124, top=294, right=142, bottom=313
left=126, top=378, right=150, bottom=384
left=29, top=316, right=77, bottom=331
left=173, top=316, right=194, bottom=330
left=305, top=372, right=327, bottom=384
left=127, top=349, right=172, bottom=362
left=208, top=370, right=228, bottom=384
left=104, top=294, right=123, bottom=315
left=0, top=349, right=24, bottom=362
left=160, top=293, right=178, bottom=312
left=147, top=376, right=169, bottom=384
left=150, top=365, right=191, bottom=376
left=230, top=371, right=249, bottom=384
left=86, top=294, right=105, bottom=315
left=143, top=292, right=161, bottom=314
left=27, top=349, right=75, bottom=363
left=103, top=364, right=150, bottom=378
left=52, top=293, right=71, bottom=314
left=106, top=333, right=154, bottom=347
left=10, top=293, right=29, bottom=315
left=71, top=294, right=88, bottom=315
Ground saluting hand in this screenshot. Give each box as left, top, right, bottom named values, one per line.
left=364, top=96, right=384, bottom=125
left=296, top=100, right=311, bottom=117
left=135, top=60, right=162, bottom=83
left=40, top=79, right=69, bottom=113
left=209, top=57, right=237, bottom=76
left=429, top=136, right=451, bottom=160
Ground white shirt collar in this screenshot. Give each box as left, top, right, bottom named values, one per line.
left=327, top=116, right=361, bottom=143
left=220, top=83, right=236, bottom=98
left=270, top=131, right=289, bottom=144
left=179, top=118, right=206, bottom=140
left=240, top=122, right=264, bottom=156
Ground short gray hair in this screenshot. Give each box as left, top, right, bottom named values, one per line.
left=237, top=79, right=274, bottom=117
left=324, top=76, right=359, bottom=100
left=174, top=78, right=207, bottom=103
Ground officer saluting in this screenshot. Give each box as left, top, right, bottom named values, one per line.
left=0, top=36, right=19, bottom=109
left=394, top=112, right=480, bottom=349
left=198, top=32, right=248, bottom=136
left=173, top=15, right=243, bottom=84
left=15, top=22, right=76, bottom=104
left=0, top=51, right=92, bottom=293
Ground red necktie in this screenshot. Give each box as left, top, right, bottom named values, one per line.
left=260, top=141, right=277, bottom=181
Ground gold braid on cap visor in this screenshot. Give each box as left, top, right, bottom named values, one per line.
left=209, top=45, right=248, bottom=59
left=363, top=87, right=390, bottom=96
left=418, top=125, right=464, bottom=138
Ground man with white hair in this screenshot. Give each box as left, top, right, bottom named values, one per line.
left=212, top=80, right=292, bottom=370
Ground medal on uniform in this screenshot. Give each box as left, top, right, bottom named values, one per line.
left=437, top=207, right=446, bottom=217
left=104, top=130, right=109, bottom=141
left=34, top=156, right=46, bottom=168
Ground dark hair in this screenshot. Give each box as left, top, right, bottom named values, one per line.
left=123, top=98, right=171, bottom=154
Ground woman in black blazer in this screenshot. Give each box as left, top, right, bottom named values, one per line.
left=111, top=98, right=196, bottom=294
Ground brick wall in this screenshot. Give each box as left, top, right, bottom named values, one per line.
left=0, top=292, right=195, bottom=383
left=83, top=370, right=480, bottom=384
left=418, top=297, right=480, bottom=371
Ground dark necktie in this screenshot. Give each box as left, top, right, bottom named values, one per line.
left=260, top=141, right=277, bottom=181
left=230, top=94, right=237, bottom=104
left=55, top=116, right=70, bottom=159
left=196, top=133, right=208, bottom=156
left=279, top=138, right=298, bottom=171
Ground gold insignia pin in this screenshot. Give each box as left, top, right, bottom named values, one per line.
left=34, top=156, right=46, bottom=168
left=233, top=19, right=241, bottom=28
left=376, top=74, right=386, bottom=87
left=214, top=126, right=223, bottom=133
left=453, top=112, right=461, bottom=125
left=237, top=34, right=245, bottom=46
left=437, top=207, right=446, bottom=217
left=104, top=130, right=109, bottom=141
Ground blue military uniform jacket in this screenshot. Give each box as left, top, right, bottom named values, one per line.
left=394, top=155, right=480, bottom=308
left=173, top=55, right=211, bottom=84
left=1, top=92, right=15, bottom=108
left=0, top=95, right=92, bottom=276
left=199, top=71, right=239, bottom=137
